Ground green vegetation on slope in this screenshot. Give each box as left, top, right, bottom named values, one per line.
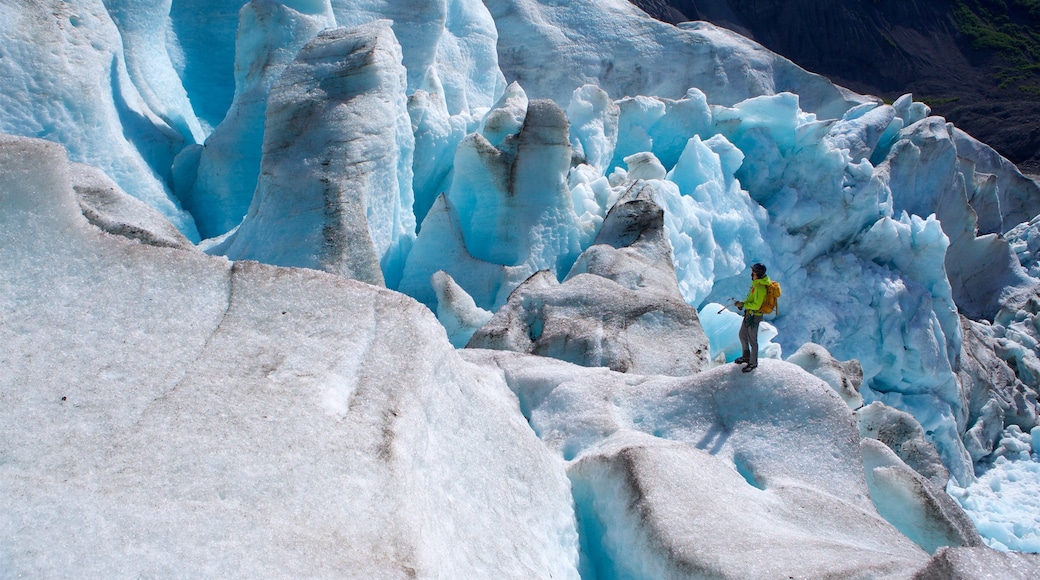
left=953, top=0, right=1040, bottom=91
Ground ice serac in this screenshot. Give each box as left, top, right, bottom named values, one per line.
left=180, top=0, right=335, bottom=239
left=484, top=0, right=866, bottom=118
left=465, top=98, right=582, bottom=272
left=0, top=0, right=198, bottom=238
left=662, top=131, right=768, bottom=305
left=469, top=187, right=711, bottom=377
left=1007, top=214, right=1040, bottom=279
left=567, top=84, right=620, bottom=174
left=399, top=193, right=525, bottom=310
left=570, top=184, right=687, bottom=299
left=431, top=270, right=494, bottom=348
left=712, top=93, right=887, bottom=265
left=959, top=317, right=1040, bottom=462
left=951, top=126, right=1040, bottom=236
left=221, top=22, right=416, bottom=287
left=878, top=115, right=1034, bottom=321
left=692, top=93, right=976, bottom=483
left=463, top=351, right=930, bottom=577
left=401, top=90, right=587, bottom=310
left=608, top=89, right=715, bottom=174
left=0, top=134, right=579, bottom=578
left=332, top=0, right=506, bottom=227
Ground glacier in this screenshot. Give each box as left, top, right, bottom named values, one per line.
left=2, top=0, right=1040, bottom=576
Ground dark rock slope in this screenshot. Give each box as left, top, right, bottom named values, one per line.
left=631, top=0, right=1040, bottom=173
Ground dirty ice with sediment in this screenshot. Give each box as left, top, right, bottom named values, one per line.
left=2, top=0, right=1040, bottom=576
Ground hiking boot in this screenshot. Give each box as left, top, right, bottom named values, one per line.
left=742, top=364, right=757, bottom=373
left=734, top=357, right=749, bottom=365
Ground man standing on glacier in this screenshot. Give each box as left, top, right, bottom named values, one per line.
left=734, top=263, right=772, bottom=373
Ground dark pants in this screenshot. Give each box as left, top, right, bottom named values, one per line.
left=739, top=313, right=762, bottom=365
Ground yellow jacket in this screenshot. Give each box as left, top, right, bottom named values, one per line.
left=743, top=275, right=772, bottom=314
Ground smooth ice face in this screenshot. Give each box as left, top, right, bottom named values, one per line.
left=169, top=0, right=249, bottom=129
left=168, top=1, right=341, bottom=129
left=104, top=0, right=205, bottom=144
left=0, top=133, right=580, bottom=578
left=860, top=438, right=982, bottom=554
left=180, top=1, right=335, bottom=239
left=0, top=0, right=199, bottom=238
left=221, top=22, right=417, bottom=287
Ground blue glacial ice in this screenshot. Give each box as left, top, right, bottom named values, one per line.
left=2, top=0, right=1040, bottom=574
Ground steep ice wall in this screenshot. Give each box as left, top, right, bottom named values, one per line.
left=103, top=0, right=205, bottom=144
left=0, top=0, right=198, bottom=238
left=219, top=22, right=416, bottom=287
left=178, top=0, right=335, bottom=239
left=168, top=0, right=249, bottom=128
left=331, top=0, right=503, bottom=115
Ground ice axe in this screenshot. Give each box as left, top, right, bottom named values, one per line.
left=717, top=298, right=737, bottom=314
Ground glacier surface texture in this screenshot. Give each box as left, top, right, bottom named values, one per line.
left=2, top=0, right=1040, bottom=576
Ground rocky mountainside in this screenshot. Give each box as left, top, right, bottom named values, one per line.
left=632, top=0, right=1040, bottom=173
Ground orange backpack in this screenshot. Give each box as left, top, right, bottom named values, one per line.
left=760, top=281, right=782, bottom=315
